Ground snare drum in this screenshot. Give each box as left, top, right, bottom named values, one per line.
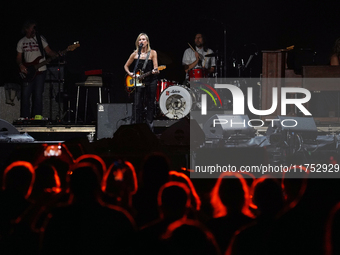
left=156, top=80, right=174, bottom=102
left=188, top=67, right=208, bottom=81
left=159, top=85, right=197, bottom=119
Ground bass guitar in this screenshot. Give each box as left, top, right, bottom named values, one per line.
left=125, top=65, right=166, bottom=93
left=19, top=41, right=80, bottom=82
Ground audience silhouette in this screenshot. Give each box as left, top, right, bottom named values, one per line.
left=132, top=152, right=171, bottom=227
left=101, top=160, right=138, bottom=214
left=41, top=162, right=136, bottom=254
left=0, top=161, right=34, bottom=254
left=137, top=181, right=192, bottom=254
left=0, top=146, right=339, bottom=255
left=162, top=219, right=221, bottom=255
left=227, top=177, right=285, bottom=255
left=207, top=173, right=255, bottom=253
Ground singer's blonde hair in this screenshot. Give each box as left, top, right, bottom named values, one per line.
left=135, top=33, right=151, bottom=52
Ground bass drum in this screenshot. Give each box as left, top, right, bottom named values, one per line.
left=159, top=85, right=197, bottom=119
left=156, top=80, right=175, bottom=102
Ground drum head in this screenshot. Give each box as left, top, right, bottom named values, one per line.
left=159, top=85, right=193, bottom=119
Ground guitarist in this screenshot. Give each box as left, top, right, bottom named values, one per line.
left=124, top=33, right=159, bottom=130
left=16, top=20, right=59, bottom=119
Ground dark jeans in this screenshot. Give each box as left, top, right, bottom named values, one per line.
left=134, top=79, right=157, bottom=125
left=21, top=71, right=46, bottom=118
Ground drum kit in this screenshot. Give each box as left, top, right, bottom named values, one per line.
left=156, top=65, right=220, bottom=120
left=154, top=44, right=260, bottom=120
left=150, top=48, right=228, bottom=120
left=139, top=44, right=258, bottom=120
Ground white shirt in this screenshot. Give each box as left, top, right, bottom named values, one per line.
left=17, top=35, right=49, bottom=72
left=182, top=46, right=216, bottom=69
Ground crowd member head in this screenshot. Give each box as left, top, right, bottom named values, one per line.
left=162, top=219, right=221, bottom=255
left=101, top=160, right=138, bottom=208
left=75, top=154, right=107, bottom=179
left=68, top=162, right=102, bottom=203
left=29, top=163, right=61, bottom=201
left=139, top=152, right=171, bottom=189
left=169, top=171, right=201, bottom=211
left=157, top=181, right=191, bottom=221
left=210, top=172, right=253, bottom=218
left=281, top=166, right=309, bottom=212
left=251, top=177, right=284, bottom=217
left=2, top=161, right=35, bottom=199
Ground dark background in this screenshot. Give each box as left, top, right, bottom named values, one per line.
left=2, top=0, right=340, bottom=107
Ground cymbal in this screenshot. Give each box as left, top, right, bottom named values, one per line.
left=157, top=51, right=173, bottom=65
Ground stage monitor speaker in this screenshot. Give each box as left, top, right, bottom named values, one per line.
left=203, top=115, right=256, bottom=139
left=96, top=103, right=132, bottom=140
left=112, top=123, right=159, bottom=150
left=160, top=118, right=205, bottom=147
left=0, top=119, right=20, bottom=135
left=266, top=116, right=317, bottom=140
left=0, top=86, right=20, bottom=123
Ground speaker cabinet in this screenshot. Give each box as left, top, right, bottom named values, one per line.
left=160, top=118, right=205, bottom=147
left=266, top=116, right=317, bottom=140
left=0, top=86, right=20, bottom=123
left=112, top=123, right=159, bottom=150
left=0, top=119, right=20, bottom=135
left=96, top=103, right=133, bottom=140
left=203, top=115, right=256, bottom=139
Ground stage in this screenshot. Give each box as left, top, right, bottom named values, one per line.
left=0, top=116, right=339, bottom=178
left=11, top=119, right=181, bottom=141
left=11, top=120, right=340, bottom=142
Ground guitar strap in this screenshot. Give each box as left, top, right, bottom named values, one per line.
left=35, top=31, right=45, bottom=58
left=141, top=50, right=151, bottom=73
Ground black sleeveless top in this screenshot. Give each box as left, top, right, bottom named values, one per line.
left=133, top=59, right=157, bottom=83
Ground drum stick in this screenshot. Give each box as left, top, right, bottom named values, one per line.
left=188, top=42, right=205, bottom=64
left=188, top=43, right=196, bottom=52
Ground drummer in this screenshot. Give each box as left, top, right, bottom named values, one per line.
left=182, top=33, right=216, bottom=82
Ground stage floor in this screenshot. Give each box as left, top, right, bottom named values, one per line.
left=13, top=123, right=340, bottom=142
left=2, top=118, right=340, bottom=179
left=12, top=119, right=181, bottom=142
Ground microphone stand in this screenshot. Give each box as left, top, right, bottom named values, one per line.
left=132, top=46, right=142, bottom=124
left=208, top=18, right=227, bottom=77
left=223, top=24, right=227, bottom=77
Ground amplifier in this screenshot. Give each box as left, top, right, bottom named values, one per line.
left=96, top=103, right=133, bottom=140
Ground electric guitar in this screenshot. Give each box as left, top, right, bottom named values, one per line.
left=125, top=65, right=166, bottom=93
left=19, top=42, right=80, bottom=82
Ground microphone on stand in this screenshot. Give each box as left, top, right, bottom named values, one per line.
left=138, top=43, right=143, bottom=54
left=245, top=55, right=254, bottom=69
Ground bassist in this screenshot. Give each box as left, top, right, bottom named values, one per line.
left=16, top=20, right=59, bottom=119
